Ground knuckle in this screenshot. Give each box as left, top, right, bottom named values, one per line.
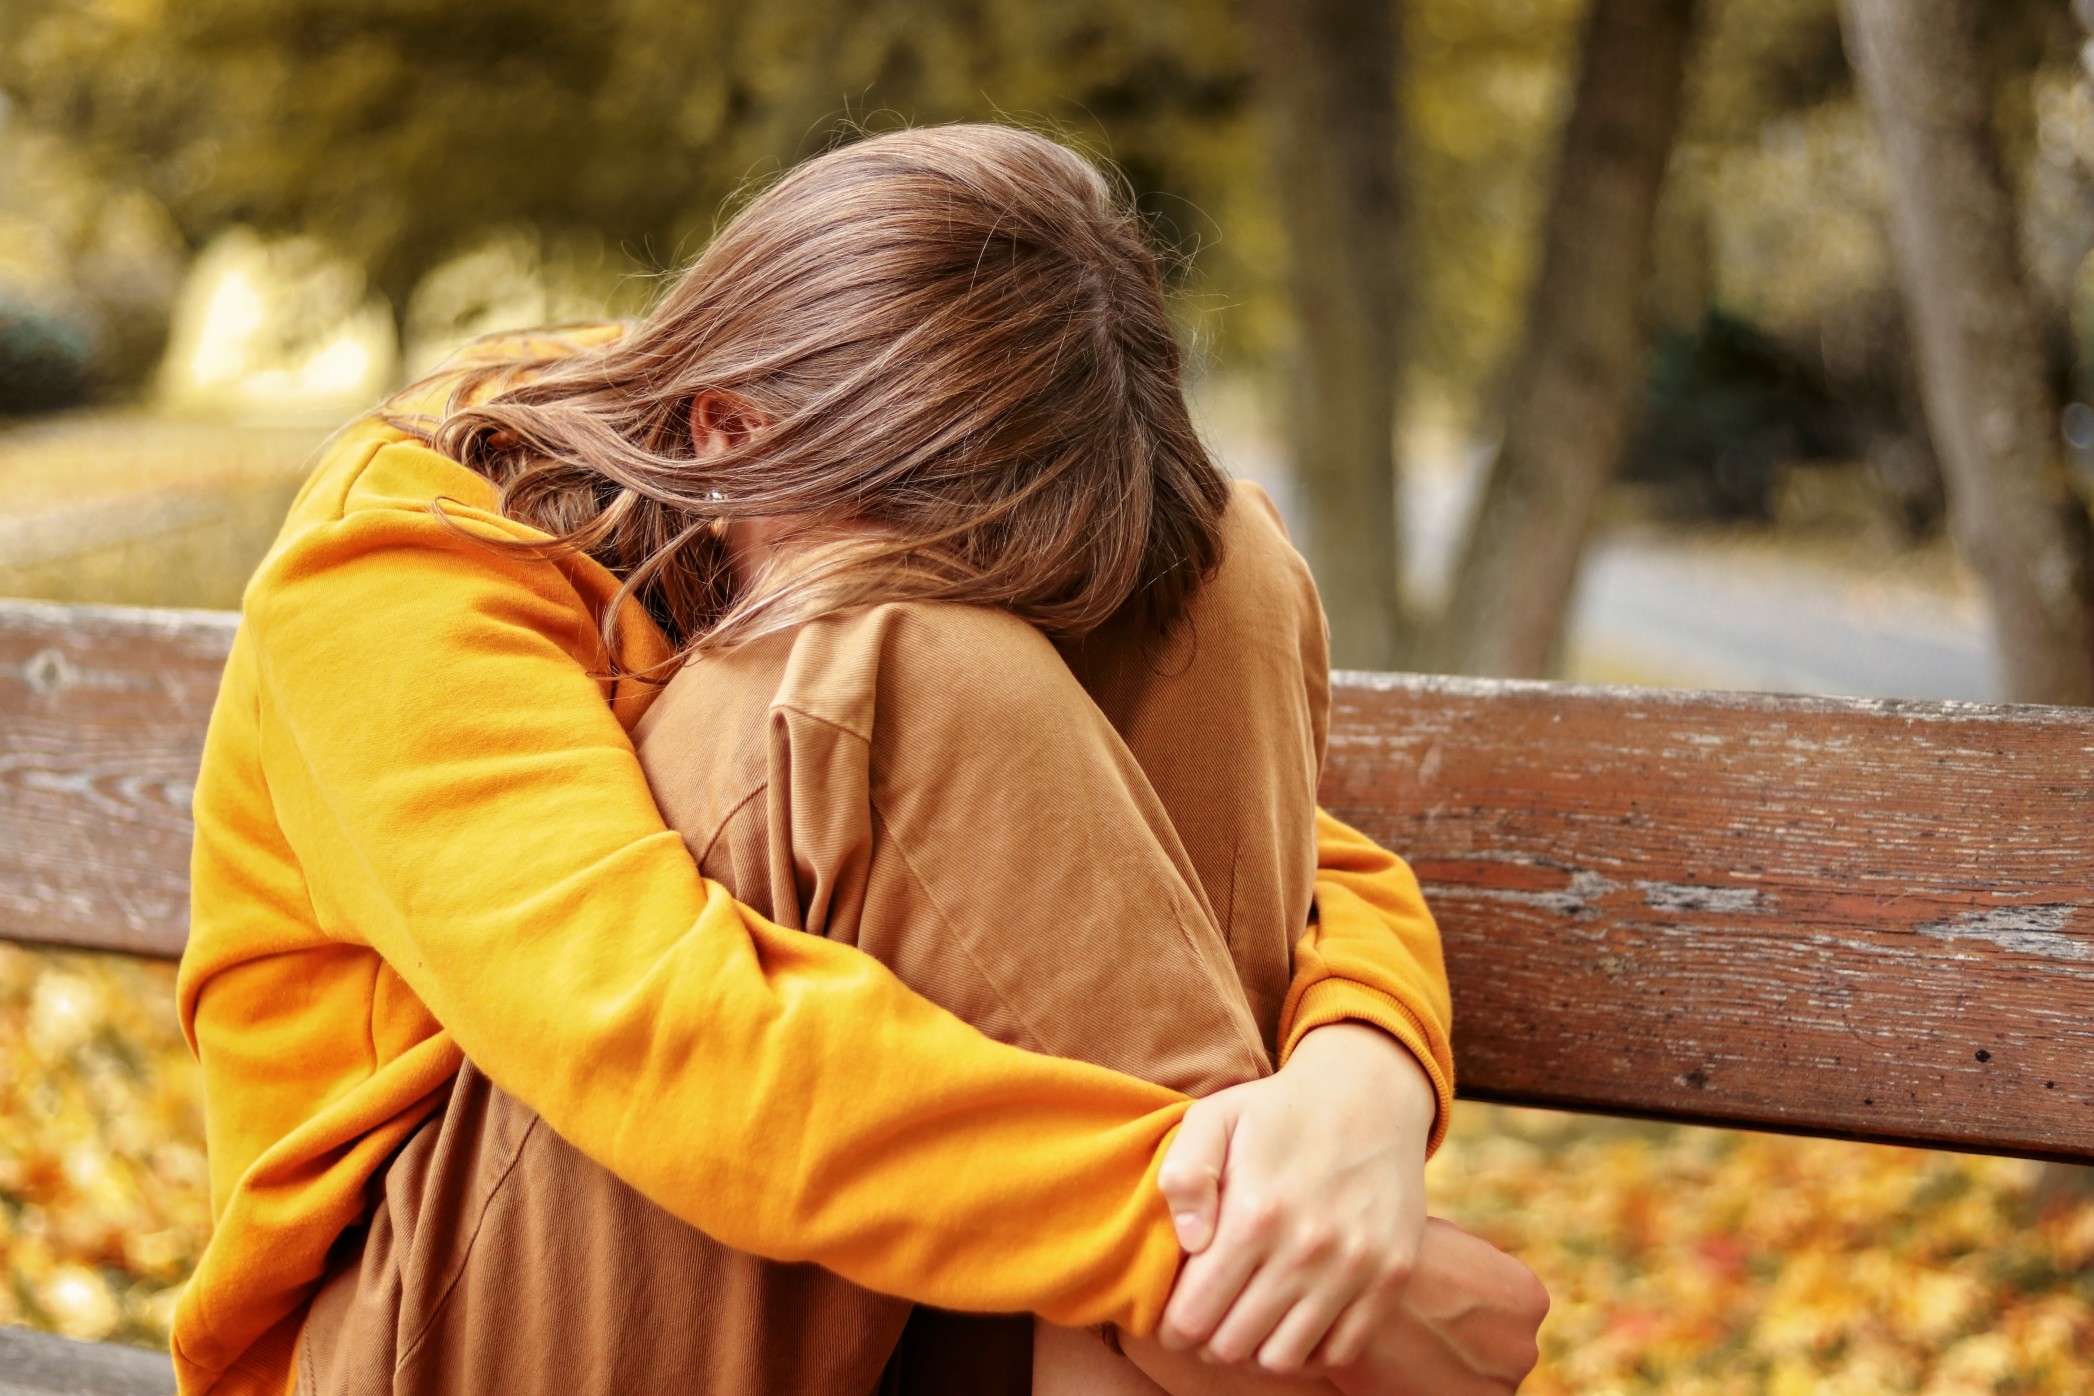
left=1237, top=1193, right=1283, bottom=1241
left=1294, top=1221, right=1337, bottom=1262
left=1479, top=1341, right=1542, bottom=1389
left=1357, top=1251, right=1407, bottom=1300
left=1332, top=1236, right=1373, bottom=1285
left=1515, top=1267, right=1551, bottom=1323
left=1259, top=1346, right=1306, bottom=1376
left=1381, top=1248, right=1417, bottom=1291
left=1159, top=1163, right=1219, bottom=1202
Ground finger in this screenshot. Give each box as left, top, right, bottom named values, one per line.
left=1156, top=1097, right=1233, bottom=1254
left=1314, top=1235, right=1425, bottom=1369
left=1312, top=1286, right=1389, bottom=1371
left=1157, top=1195, right=1272, bottom=1351
left=1159, top=1246, right=1263, bottom=1353
left=1219, top=1223, right=1382, bottom=1371
left=1254, top=1268, right=1362, bottom=1374
left=1198, top=1252, right=1318, bottom=1367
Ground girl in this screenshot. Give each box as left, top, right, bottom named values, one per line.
left=179, top=124, right=1541, bottom=1396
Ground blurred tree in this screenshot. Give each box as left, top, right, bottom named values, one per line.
left=1623, top=310, right=1843, bottom=523
left=0, top=0, right=1258, bottom=337
left=0, top=113, right=189, bottom=398
left=1246, top=0, right=1408, bottom=668
left=18, top=0, right=2091, bottom=694
left=1404, top=0, right=1585, bottom=412
left=0, top=0, right=644, bottom=326
left=1842, top=0, right=2094, bottom=704
left=1657, top=0, right=2081, bottom=541
left=1435, top=0, right=1700, bottom=676
left=0, top=296, right=94, bottom=413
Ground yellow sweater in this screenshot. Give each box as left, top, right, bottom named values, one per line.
left=175, top=350, right=1456, bottom=1396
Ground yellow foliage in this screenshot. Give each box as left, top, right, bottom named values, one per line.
left=0, top=945, right=204, bottom=1346
left=3, top=941, right=2090, bottom=1391
left=1430, top=1105, right=2094, bottom=1393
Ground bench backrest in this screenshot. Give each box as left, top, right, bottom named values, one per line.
left=6, top=598, right=2091, bottom=1161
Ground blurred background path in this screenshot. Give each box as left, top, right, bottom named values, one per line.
left=1209, top=391, right=1996, bottom=701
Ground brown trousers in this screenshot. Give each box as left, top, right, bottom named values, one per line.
left=297, top=482, right=1330, bottom=1396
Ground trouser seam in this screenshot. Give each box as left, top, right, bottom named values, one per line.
left=392, top=1088, right=543, bottom=1375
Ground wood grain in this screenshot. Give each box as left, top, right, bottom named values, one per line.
left=4, top=600, right=2092, bottom=1159
left=1, top=600, right=234, bottom=958
left=1322, top=670, right=2094, bottom=1162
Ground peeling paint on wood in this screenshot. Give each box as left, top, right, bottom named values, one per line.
left=1914, top=905, right=2087, bottom=961
left=1321, top=668, right=2094, bottom=1162
left=1635, top=882, right=1771, bottom=914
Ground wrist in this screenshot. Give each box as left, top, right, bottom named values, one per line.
left=1289, top=1022, right=1437, bottom=1130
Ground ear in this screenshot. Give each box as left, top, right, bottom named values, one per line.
left=690, top=390, right=769, bottom=459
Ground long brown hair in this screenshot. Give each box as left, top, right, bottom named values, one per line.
left=391, top=124, right=1230, bottom=670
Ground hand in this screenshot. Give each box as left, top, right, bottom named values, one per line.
left=1154, top=1023, right=1436, bottom=1373
left=1328, top=1219, right=1547, bottom=1396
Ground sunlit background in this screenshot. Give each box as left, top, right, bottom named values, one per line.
left=2, top=0, right=2092, bottom=1390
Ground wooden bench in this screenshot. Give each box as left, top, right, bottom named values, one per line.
left=5, top=595, right=2092, bottom=1392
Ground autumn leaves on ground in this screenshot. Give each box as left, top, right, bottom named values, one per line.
left=3, top=942, right=2089, bottom=1394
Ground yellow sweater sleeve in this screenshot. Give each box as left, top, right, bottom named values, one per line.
left=239, top=447, right=1189, bottom=1331
left=1285, top=809, right=1458, bottom=1156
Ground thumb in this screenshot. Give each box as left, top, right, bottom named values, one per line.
left=1157, top=1096, right=1235, bottom=1253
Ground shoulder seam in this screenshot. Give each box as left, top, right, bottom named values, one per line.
left=770, top=700, right=875, bottom=748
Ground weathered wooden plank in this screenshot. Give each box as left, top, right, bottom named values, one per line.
left=1, top=600, right=235, bottom=958
left=0, top=1325, right=173, bottom=1396
left=4, top=599, right=2092, bottom=1159
left=1322, top=670, right=2094, bottom=1163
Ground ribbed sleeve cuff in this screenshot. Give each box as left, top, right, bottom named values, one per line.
left=1279, top=979, right=1455, bottom=1158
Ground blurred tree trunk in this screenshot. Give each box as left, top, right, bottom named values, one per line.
left=1847, top=0, right=2094, bottom=1210
left=1435, top=0, right=1697, bottom=677
left=1842, top=0, right=2094, bottom=706
left=1247, top=0, right=1408, bottom=670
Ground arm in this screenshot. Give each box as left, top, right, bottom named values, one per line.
left=1120, top=477, right=1513, bottom=1379
left=1286, top=808, right=1456, bottom=1152
left=1154, top=812, right=1460, bottom=1369
left=1154, top=808, right=1456, bottom=1253
left=1150, top=816, right=1544, bottom=1393
left=242, top=466, right=1188, bottom=1331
